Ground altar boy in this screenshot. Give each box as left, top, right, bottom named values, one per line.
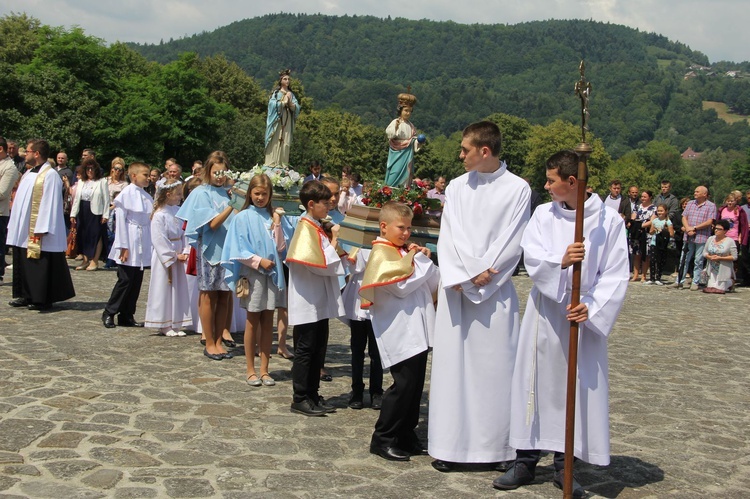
left=493, top=150, right=629, bottom=497
left=286, top=180, right=345, bottom=417
left=360, top=202, right=439, bottom=461
left=102, top=162, right=153, bottom=328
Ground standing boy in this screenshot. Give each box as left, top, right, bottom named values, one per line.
left=493, top=150, right=629, bottom=497
left=102, top=162, right=154, bottom=328
left=360, top=202, right=439, bottom=461
left=286, top=180, right=345, bottom=416
left=428, top=121, right=530, bottom=471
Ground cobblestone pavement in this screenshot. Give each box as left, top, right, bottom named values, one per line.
left=0, top=263, right=748, bottom=498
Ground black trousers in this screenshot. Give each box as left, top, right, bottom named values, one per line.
left=350, top=319, right=383, bottom=396
left=11, top=246, right=75, bottom=305
left=516, top=449, right=577, bottom=472
left=740, top=244, right=750, bottom=286
left=104, top=264, right=144, bottom=318
left=292, top=319, right=329, bottom=404
left=371, top=350, right=428, bottom=449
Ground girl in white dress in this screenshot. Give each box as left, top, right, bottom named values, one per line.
left=145, top=180, right=192, bottom=336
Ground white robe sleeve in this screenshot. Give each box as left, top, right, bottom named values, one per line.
left=33, top=172, right=63, bottom=236
left=379, top=252, right=438, bottom=298
left=112, top=205, right=129, bottom=251
left=579, top=215, right=630, bottom=337
left=440, top=183, right=530, bottom=304
left=521, top=208, right=571, bottom=303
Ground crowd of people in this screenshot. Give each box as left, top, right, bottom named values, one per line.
left=600, top=179, right=747, bottom=293
left=1, top=122, right=745, bottom=496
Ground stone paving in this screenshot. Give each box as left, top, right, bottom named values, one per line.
left=0, top=263, right=748, bottom=498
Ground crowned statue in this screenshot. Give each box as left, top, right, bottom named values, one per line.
left=264, top=69, right=300, bottom=168
left=384, top=91, right=424, bottom=187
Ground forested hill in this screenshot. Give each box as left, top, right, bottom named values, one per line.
left=130, top=14, right=726, bottom=156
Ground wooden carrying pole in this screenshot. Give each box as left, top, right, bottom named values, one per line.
left=564, top=62, right=592, bottom=499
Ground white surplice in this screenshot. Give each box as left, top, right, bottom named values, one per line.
left=145, top=205, right=192, bottom=330
left=366, top=241, right=440, bottom=369
left=509, top=194, right=629, bottom=466
left=6, top=163, right=67, bottom=251
left=107, top=184, right=153, bottom=269
left=428, top=163, right=530, bottom=463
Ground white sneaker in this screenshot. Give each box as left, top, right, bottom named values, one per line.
left=643, top=280, right=653, bottom=285
left=654, top=280, right=664, bottom=286
left=165, top=330, right=180, bottom=337
left=176, top=330, right=187, bottom=337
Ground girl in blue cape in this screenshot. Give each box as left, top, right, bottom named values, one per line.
left=176, top=151, right=236, bottom=361
left=222, top=174, right=290, bottom=387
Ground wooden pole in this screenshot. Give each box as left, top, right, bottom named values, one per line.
left=564, top=60, right=593, bottom=498
left=563, top=143, right=590, bottom=498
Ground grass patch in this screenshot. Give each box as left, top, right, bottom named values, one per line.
left=703, top=101, right=750, bottom=124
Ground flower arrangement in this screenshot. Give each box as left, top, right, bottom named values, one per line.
left=360, top=180, right=441, bottom=216
left=224, top=165, right=303, bottom=191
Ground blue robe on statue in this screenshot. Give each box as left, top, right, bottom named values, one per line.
left=264, top=89, right=300, bottom=167
left=384, top=118, right=419, bottom=187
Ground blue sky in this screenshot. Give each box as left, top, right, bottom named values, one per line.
left=3, top=0, right=748, bottom=63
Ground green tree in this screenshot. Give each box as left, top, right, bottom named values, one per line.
left=485, top=112, right=532, bottom=174
left=522, top=120, right=611, bottom=192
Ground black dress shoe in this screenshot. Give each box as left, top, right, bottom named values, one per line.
left=431, top=459, right=455, bottom=472
left=28, top=303, right=51, bottom=311
left=492, top=462, right=535, bottom=490
left=9, top=298, right=29, bottom=307
left=290, top=399, right=326, bottom=417
left=348, top=393, right=364, bottom=410
left=102, top=313, right=116, bottom=329
left=320, top=373, right=333, bottom=382
left=221, top=338, right=237, bottom=348
left=200, top=338, right=206, bottom=346
left=203, top=349, right=224, bottom=361
left=370, top=445, right=410, bottom=462
left=553, top=470, right=586, bottom=498
left=316, top=397, right=336, bottom=413
left=370, top=393, right=383, bottom=410
left=118, top=316, right=144, bottom=327
left=403, top=442, right=429, bottom=456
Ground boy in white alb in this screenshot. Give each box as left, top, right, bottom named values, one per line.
left=360, top=202, right=440, bottom=461
left=493, top=150, right=629, bottom=497
left=286, top=180, right=345, bottom=417
left=102, top=162, right=153, bottom=328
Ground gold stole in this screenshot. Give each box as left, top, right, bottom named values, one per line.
left=27, top=165, right=52, bottom=259
left=286, top=217, right=328, bottom=268
left=359, top=241, right=415, bottom=308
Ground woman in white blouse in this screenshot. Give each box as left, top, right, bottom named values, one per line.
left=70, top=158, right=110, bottom=271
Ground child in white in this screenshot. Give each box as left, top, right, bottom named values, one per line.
left=145, top=180, right=192, bottom=335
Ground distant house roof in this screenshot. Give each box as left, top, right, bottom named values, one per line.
left=681, top=147, right=702, bottom=160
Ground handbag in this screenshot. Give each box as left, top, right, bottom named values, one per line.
left=698, top=268, right=709, bottom=286
left=185, top=246, right=197, bottom=276
left=65, top=223, right=78, bottom=259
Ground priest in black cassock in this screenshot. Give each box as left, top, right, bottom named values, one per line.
left=6, top=139, right=75, bottom=311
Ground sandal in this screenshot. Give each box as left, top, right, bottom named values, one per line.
left=246, top=373, right=262, bottom=387
left=260, top=373, right=276, bottom=386
left=277, top=349, right=294, bottom=360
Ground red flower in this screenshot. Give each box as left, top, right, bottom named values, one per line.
left=381, top=186, right=392, bottom=197
left=412, top=202, right=423, bottom=215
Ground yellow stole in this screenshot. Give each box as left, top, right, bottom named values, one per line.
left=27, top=164, right=52, bottom=259
left=359, top=240, right=415, bottom=308
left=286, top=217, right=328, bottom=268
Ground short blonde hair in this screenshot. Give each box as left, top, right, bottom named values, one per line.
left=128, top=162, right=149, bottom=177
left=379, top=201, right=413, bottom=224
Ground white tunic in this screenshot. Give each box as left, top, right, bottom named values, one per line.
left=428, top=164, right=530, bottom=463
left=367, top=242, right=440, bottom=369
left=509, top=194, right=629, bottom=466
left=6, top=163, right=67, bottom=252
left=341, top=248, right=372, bottom=323
left=286, top=218, right=345, bottom=326
left=145, top=205, right=192, bottom=330
left=108, top=184, right=153, bottom=268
